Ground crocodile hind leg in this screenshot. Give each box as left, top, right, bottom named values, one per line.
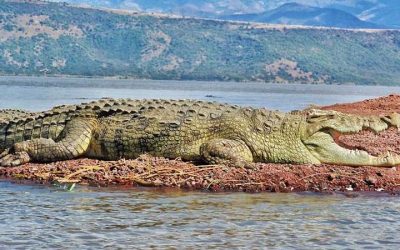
left=200, top=139, right=255, bottom=168
left=0, top=118, right=98, bottom=167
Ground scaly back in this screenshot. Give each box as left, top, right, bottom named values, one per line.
left=0, top=99, right=244, bottom=151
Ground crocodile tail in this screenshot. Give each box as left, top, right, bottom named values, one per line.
left=0, top=109, right=34, bottom=123
left=0, top=122, right=5, bottom=152
left=0, top=108, right=75, bottom=150
left=1, top=110, right=31, bottom=150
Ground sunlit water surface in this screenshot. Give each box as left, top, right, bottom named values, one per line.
left=1, top=77, right=400, bottom=248
left=1, top=183, right=400, bottom=249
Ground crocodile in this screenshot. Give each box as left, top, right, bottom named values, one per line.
left=1, top=98, right=400, bottom=168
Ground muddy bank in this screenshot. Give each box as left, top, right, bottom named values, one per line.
left=1, top=95, right=400, bottom=193
left=1, top=155, right=400, bottom=193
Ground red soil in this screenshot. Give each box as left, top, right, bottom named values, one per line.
left=1, top=94, right=400, bottom=193
left=322, top=94, right=400, bottom=116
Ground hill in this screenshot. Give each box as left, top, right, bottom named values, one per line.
left=1, top=1, right=400, bottom=85
left=222, top=3, right=383, bottom=29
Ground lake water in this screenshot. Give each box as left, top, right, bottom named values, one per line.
left=1, top=76, right=400, bottom=249
left=1, top=76, right=400, bottom=112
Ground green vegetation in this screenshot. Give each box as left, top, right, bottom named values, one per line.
left=0, top=1, right=400, bottom=85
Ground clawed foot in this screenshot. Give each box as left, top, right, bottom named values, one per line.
left=232, top=160, right=258, bottom=170
left=242, top=162, right=258, bottom=170
left=0, top=147, right=31, bottom=167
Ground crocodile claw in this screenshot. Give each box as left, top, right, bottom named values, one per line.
left=243, top=162, right=258, bottom=170
left=0, top=150, right=30, bottom=167
left=0, top=148, right=10, bottom=158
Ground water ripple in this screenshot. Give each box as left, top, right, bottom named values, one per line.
left=1, top=181, right=400, bottom=248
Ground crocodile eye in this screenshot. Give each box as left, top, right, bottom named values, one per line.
left=307, top=114, right=335, bottom=123
left=263, top=123, right=271, bottom=132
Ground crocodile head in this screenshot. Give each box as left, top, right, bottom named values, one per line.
left=300, top=109, right=400, bottom=167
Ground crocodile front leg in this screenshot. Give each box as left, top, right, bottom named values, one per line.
left=0, top=118, right=98, bottom=167
left=200, top=139, right=255, bottom=168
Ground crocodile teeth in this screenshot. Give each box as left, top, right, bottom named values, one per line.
left=350, top=149, right=368, bottom=157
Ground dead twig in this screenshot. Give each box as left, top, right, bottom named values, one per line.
left=55, top=166, right=103, bottom=183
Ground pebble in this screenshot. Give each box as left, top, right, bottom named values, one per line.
left=365, top=176, right=377, bottom=186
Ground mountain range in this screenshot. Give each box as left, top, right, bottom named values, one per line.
left=1, top=0, right=400, bottom=85
left=222, top=3, right=383, bottom=29
left=53, top=0, right=400, bottom=29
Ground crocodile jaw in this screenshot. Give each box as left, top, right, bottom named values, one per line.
left=299, top=110, right=400, bottom=167
left=303, top=131, right=400, bottom=167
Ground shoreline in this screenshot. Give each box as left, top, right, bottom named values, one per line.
left=0, top=75, right=399, bottom=87
left=1, top=94, right=400, bottom=193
